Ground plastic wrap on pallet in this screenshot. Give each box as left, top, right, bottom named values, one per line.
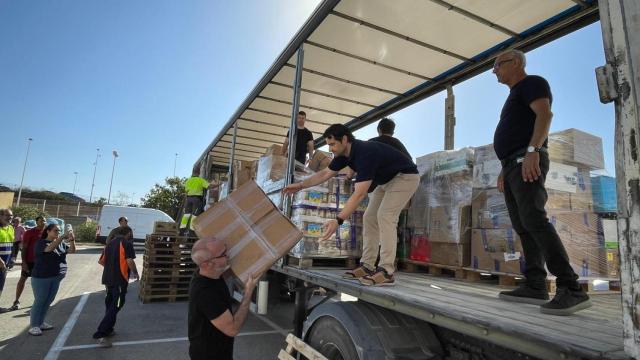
left=256, top=155, right=313, bottom=194
left=192, top=181, right=303, bottom=284
left=409, top=148, right=473, bottom=241
left=408, top=148, right=474, bottom=267
left=591, top=175, right=617, bottom=213
left=471, top=228, right=524, bottom=274
left=548, top=128, right=605, bottom=170
left=473, top=144, right=502, bottom=189
left=288, top=175, right=363, bottom=258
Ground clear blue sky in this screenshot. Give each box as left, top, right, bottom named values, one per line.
left=1, top=1, right=614, bottom=204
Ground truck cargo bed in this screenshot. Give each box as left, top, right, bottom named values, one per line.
left=273, top=266, right=626, bottom=360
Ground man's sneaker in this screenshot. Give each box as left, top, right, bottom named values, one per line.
left=40, top=322, right=54, bottom=330
left=28, top=327, right=43, bottom=336
left=9, top=301, right=19, bottom=311
left=540, top=288, right=592, bottom=316
left=106, top=330, right=116, bottom=337
left=96, top=337, right=112, bottom=348
left=359, top=268, right=395, bottom=286
left=499, top=285, right=549, bottom=305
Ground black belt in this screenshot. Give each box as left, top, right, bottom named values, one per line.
left=500, top=147, right=548, bottom=168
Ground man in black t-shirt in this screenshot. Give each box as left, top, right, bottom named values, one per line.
left=188, top=237, right=257, bottom=360
left=369, top=117, right=411, bottom=160
left=282, top=110, right=314, bottom=164
left=492, top=49, right=590, bottom=316
left=283, top=124, right=419, bottom=286
left=93, top=226, right=138, bottom=347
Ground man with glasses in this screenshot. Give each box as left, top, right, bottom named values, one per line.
left=492, top=50, right=591, bottom=315
left=8, top=216, right=46, bottom=311
left=0, top=209, right=15, bottom=312
left=188, top=237, right=257, bottom=360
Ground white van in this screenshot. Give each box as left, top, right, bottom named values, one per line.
left=96, top=205, right=174, bottom=243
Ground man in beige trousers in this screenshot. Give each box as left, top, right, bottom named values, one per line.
left=283, top=124, right=419, bottom=286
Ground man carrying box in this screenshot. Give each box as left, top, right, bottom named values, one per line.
left=492, top=49, right=591, bottom=315
left=283, top=124, right=419, bottom=286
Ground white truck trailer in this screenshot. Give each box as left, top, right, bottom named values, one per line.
left=195, top=1, right=640, bottom=359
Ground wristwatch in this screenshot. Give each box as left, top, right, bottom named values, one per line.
left=527, top=145, right=541, bottom=153
left=336, top=215, right=344, bottom=225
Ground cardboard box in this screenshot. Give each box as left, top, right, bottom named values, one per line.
left=591, top=175, right=617, bottom=213
left=430, top=241, right=470, bottom=267
left=428, top=205, right=471, bottom=244
left=308, top=150, right=333, bottom=172
left=602, top=219, right=618, bottom=249
left=548, top=128, right=605, bottom=170
left=546, top=190, right=572, bottom=211
left=264, top=144, right=283, bottom=156
left=473, top=144, right=501, bottom=189
left=471, top=188, right=512, bottom=229
left=193, top=181, right=303, bottom=283
left=549, top=211, right=603, bottom=248
left=233, top=160, right=256, bottom=190
left=564, top=241, right=606, bottom=277
left=471, top=229, right=524, bottom=274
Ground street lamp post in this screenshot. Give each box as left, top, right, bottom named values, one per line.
left=16, top=138, right=33, bottom=207
left=107, top=150, right=119, bottom=204
left=89, top=148, right=100, bottom=203
left=72, top=171, right=79, bottom=195
left=173, top=153, right=178, bottom=177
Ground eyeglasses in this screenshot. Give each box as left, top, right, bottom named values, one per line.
left=493, top=58, right=514, bottom=70
left=52, top=229, right=60, bottom=233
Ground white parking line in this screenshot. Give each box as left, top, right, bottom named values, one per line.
left=44, top=293, right=90, bottom=360
left=59, top=329, right=288, bottom=351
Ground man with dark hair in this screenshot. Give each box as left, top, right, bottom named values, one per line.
left=106, top=216, right=131, bottom=244
left=93, top=225, right=138, bottom=347
left=369, top=118, right=411, bottom=159
left=492, top=49, right=590, bottom=315
left=282, top=110, right=314, bottom=164
left=283, top=124, right=419, bottom=286
left=8, top=216, right=46, bottom=311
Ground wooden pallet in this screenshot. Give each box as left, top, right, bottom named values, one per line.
left=140, top=281, right=190, bottom=290
left=142, top=267, right=196, bottom=277
left=278, top=334, right=328, bottom=360
left=400, top=260, right=469, bottom=280
left=146, top=234, right=198, bottom=244
left=152, top=221, right=178, bottom=235
left=139, top=293, right=189, bottom=303
left=287, top=255, right=358, bottom=269
left=143, top=254, right=194, bottom=265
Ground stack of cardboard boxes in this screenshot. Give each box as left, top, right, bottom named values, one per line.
left=290, top=176, right=366, bottom=258
left=407, top=148, right=474, bottom=267
left=470, top=129, right=614, bottom=277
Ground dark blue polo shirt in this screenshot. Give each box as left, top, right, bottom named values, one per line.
left=328, top=139, right=418, bottom=192
left=32, top=239, right=69, bottom=278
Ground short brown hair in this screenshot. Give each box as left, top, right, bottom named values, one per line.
left=115, top=225, right=133, bottom=237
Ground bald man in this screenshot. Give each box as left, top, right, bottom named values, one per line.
left=187, top=238, right=257, bottom=360
left=492, top=49, right=590, bottom=315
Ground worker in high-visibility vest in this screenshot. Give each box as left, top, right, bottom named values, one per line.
left=180, top=168, right=218, bottom=234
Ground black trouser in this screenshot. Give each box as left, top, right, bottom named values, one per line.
left=502, top=152, right=579, bottom=290
left=94, top=283, right=128, bottom=338
left=185, top=195, right=204, bottom=216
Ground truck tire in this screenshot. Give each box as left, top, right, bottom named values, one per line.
left=305, top=316, right=359, bottom=360
left=303, top=301, right=443, bottom=360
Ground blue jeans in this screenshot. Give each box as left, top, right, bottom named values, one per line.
left=30, top=275, right=62, bottom=327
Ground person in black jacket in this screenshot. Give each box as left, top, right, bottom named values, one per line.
left=369, top=118, right=411, bottom=160
left=93, top=225, right=138, bottom=347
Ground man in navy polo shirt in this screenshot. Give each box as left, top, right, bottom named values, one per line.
left=283, top=124, right=419, bottom=286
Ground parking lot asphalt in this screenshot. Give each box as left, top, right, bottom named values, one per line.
left=0, top=244, right=296, bottom=360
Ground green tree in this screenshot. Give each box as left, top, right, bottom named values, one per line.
left=93, top=197, right=107, bottom=206
left=75, top=221, right=98, bottom=243
left=141, top=177, right=186, bottom=220
left=11, top=206, right=49, bottom=222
